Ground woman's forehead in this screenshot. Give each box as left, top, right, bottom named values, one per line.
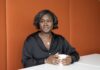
left=41, top=14, right=52, bottom=19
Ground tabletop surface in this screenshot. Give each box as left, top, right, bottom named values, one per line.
left=19, top=53, right=100, bottom=70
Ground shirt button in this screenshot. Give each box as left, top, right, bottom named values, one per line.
left=49, top=53, right=51, bottom=55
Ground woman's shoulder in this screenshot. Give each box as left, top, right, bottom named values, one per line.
left=53, top=33, right=65, bottom=40
left=54, top=33, right=70, bottom=45
left=25, top=31, right=39, bottom=41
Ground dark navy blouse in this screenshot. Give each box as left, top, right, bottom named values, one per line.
left=22, top=31, right=79, bottom=68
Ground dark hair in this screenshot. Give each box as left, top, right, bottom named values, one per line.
left=34, top=9, right=58, bottom=29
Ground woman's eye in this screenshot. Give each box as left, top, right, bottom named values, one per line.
left=47, top=20, right=50, bottom=22
left=40, top=20, right=52, bottom=23
left=40, top=20, right=44, bottom=23
left=47, top=20, right=52, bottom=23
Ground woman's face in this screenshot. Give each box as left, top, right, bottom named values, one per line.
left=39, top=14, right=53, bottom=33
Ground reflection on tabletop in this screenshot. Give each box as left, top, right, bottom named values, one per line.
left=19, top=53, right=100, bottom=70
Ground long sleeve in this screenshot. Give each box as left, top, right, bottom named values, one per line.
left=22, top=32, right=80, bottom=67
left=62, top=38, right=80, bottom=63
left=22, top=38, right=45, bottom=68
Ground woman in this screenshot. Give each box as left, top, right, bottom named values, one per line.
left=22, top=9, right=79, bottom=68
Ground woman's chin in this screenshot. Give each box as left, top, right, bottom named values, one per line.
left=42, top=30, right=51, bottom=34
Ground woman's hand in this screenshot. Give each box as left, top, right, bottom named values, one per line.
left=61, top=55, right=72, bottom=65
left=45, top=54, right=59, bottom=65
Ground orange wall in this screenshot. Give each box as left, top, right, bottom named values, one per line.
left=6, top=0, right=69, bottom=70
left=0, top=0, right=100, bottom=70
left=0, top=0, right=6, bottom=70
left=69, top=0, right=100, bottom=55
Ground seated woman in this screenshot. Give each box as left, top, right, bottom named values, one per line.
left=22, top=9, right=80, bottom=68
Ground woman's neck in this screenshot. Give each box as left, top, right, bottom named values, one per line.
left=39, top=31, right=52, bottom=38
left=39, top=31, right=52, bottom=50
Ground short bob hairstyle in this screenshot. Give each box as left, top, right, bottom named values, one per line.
left=34, top=9, right=58, bottom=29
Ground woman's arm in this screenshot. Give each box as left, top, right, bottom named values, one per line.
left=62, top=38, right=80, bottom=63
left=22, top=39, right=45, bottom=68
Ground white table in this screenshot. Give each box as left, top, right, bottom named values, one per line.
left=19, top=53, right=100, bottom=70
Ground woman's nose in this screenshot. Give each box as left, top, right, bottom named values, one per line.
left=44, top=21, right=48, bottom=25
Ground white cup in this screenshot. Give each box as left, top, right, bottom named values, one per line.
left=58, top=54, right=68, bottom=66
